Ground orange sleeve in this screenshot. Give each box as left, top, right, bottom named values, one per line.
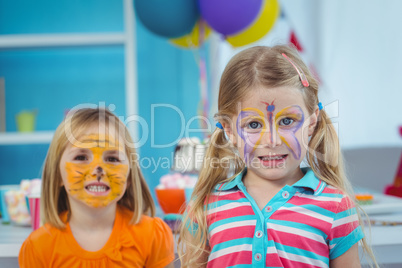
left=145, top=217, right=175, bottom=268
left=18, top=236, right=47, bottom=268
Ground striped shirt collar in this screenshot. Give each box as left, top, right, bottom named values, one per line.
left=215, top=167, right=325, bottom=195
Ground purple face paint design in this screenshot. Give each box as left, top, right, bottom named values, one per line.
left=236, top=108, right=266, bottom=165
left=275, top=105, right=304, bottom=159
left=262, top=100, right=275, bottom=144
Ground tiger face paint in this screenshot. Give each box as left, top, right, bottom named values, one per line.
left=60, top=134, right=129, bottom=208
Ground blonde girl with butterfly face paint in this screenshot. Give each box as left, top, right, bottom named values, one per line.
left=179, top=45, right=377, bottom=268
left=19, top=108, right=175, bottom=268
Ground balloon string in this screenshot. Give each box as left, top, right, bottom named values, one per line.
left=209, top=33, right=221, bottom=122
left=197, top=20, right=209, bottom=139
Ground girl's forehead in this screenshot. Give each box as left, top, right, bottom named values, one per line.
left=239, top=86, right=306, bottom=111
left=67, top=126, right=125, bottom=150
left=75, top=134, right=119, bottom=147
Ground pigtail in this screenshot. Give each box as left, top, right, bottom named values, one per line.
left=306, top=109, right=346, bottom=190
left=178, top=127, right=244, bottom=267
left=307, top=109, right=378, bottom=267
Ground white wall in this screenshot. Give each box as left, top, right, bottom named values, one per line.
left=214, top=0, right=402, bottom=150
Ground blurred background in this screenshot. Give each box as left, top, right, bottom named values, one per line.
left=0, top=0, right=401, bottom=204
left=1, top=0, right=402, bottom=267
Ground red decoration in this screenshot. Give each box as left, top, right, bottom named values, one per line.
left=384, top=126, right=402, bottom=198
left=289, top=31, right=303, bottom=52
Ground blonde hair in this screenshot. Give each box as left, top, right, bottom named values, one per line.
left=179, top=45, right=377, bottom=267
left=41, top=108, right=155, bottom=229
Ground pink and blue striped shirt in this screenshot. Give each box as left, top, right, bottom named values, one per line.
left=204, top=168, right=363, bottom=267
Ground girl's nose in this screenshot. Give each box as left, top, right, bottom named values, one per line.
left=92, top=166, right=105, bottom=181
left=261, top=125, right=281, bottom=148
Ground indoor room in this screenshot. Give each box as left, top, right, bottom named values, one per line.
left=0, top=0, right=401, bottom=267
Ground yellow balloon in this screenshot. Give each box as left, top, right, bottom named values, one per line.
left=170, top=20, right=211, bottom=48
left=226, top=0, right=280, bottom=47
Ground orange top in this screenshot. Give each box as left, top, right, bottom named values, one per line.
left=19, top=206, right=175, bottom=268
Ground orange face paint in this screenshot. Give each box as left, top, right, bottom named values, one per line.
left=62, top=134, right=129, bottom=208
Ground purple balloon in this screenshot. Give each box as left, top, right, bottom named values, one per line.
left=199, top=0, right=263, bottom=36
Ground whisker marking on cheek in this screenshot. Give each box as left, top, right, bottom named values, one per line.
left=109, top=175, right=124, bottom=180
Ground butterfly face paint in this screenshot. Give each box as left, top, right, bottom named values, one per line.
left=61, top=134, right=129, bottom=208
left=236, top=102, right=305, bottom=164
left=262, top=100, right=276, bottom=144
left=236, top=108, right=267, bottom=164
left=275, top=105, right=304, bottom=159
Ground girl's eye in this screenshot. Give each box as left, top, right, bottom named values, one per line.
left=279, top=118, right=294, bottom=126
left=74, top=155, right=88, bottom=161
left=247, top=121, right=262, bottom=129
left=106, top=156, right=120, bottom=163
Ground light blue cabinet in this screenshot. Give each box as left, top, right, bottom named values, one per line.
left=0, top=0, right=203, bottom=193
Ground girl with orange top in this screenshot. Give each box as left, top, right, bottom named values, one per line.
left=19, top=108, right=175, bottom=268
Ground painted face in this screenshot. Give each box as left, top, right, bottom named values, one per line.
left=236, top=104, right=304, bottom=164
left=60, top=132, right=129, bottom=208
left=231, top=86, right=317, bottom=184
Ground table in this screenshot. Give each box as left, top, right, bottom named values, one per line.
left=0, top=221, right=31, bottom=267
left=1, top=203, right=402, bottom=267
left=360, top=213, right=402, bottom=265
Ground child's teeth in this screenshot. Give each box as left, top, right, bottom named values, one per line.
left=88, top=186, right=107, bottom=192
left=262, top=155, right=284, bottom=160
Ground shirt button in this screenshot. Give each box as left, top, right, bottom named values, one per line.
left=265, top=206, right=272, bottom=212
left=254, top=253, right=262, bottom=261
left=282, top=191, right=290, bottom=198
left=255, top=231, right=263, bottom=238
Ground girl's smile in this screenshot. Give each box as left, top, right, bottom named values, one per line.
left=257, top=153, right=288, bottom=168
left=84, top=182, right=111, bottom=195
